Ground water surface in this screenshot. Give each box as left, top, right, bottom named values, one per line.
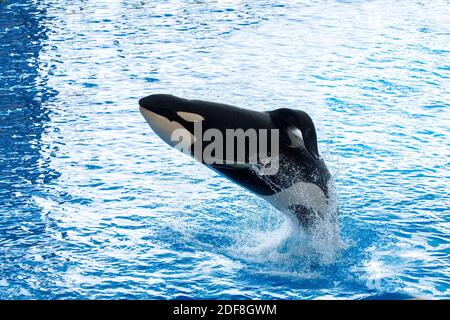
left=0, top=0, right=449, bottom=299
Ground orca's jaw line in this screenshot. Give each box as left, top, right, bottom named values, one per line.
left=139, top=106, right=196, bottom=148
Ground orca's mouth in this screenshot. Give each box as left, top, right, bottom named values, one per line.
left=139, top=96, right=158, bottom=113
left=139, top=94, right=179, bottom=120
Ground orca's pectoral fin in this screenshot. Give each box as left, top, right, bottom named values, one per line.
left=210, top=162, right=253, bottom=170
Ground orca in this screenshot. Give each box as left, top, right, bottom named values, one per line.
left=139, top=94, right=335, bottom=227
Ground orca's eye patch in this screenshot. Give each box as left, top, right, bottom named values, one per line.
left=176, top=112, right=205, bottom=122
left=286, top=126, right=305, bottom=148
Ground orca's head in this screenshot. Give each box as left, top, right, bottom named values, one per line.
left=139, top=94, right=271, bottom=153
left=138, top=94, right=202, bottom=149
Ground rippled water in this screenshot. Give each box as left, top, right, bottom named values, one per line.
left=0, top=0, right=449, bottom=299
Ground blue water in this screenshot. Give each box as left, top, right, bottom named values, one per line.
left=1, top=0, right=449, bottom=299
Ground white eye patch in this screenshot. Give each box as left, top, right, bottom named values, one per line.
left=176, top=111, right=204, bottom=122
left=287, top=126, right=305, bottom=148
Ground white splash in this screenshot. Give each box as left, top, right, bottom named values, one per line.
left=229, top=179, right=346, bottom=267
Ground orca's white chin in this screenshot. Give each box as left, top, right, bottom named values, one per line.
left=139, top=106, right=195, bottom=149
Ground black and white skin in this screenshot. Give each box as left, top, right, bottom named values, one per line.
left=139, top=94, right=335, bottom=227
